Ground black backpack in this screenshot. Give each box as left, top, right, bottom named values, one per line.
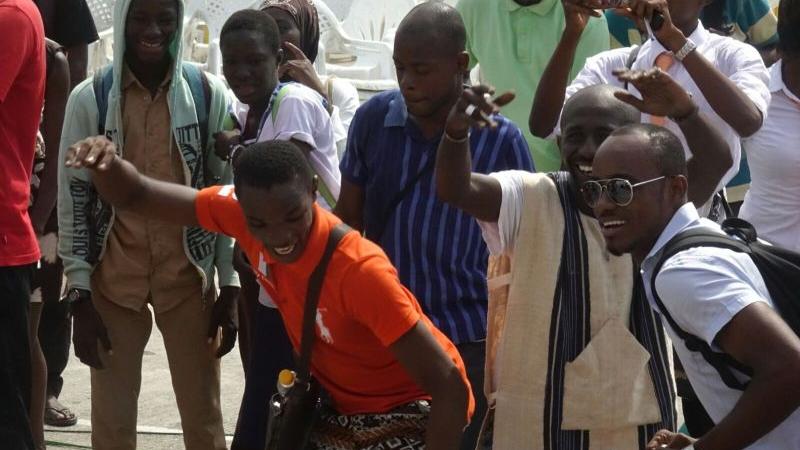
left=650, top=217, right=800, bottom=391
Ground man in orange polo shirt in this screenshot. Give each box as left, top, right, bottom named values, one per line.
left=63, top=136, right=474, bottom=449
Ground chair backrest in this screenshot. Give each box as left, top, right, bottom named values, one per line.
left=341, top=0, right=417, bottom=42
left=86, top=0, right=116, bottom=34
left=316, top=0, right=347, bottom=53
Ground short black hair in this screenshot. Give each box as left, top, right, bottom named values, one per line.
left=220, top=9, right=281, bottom=55
left=779, top=0, right=800, bottom=55
left=233, top=140, right=314, bottom=192
left=396, top=2, right=466, bottom=55
left=561, top=84, right=641, bottom=129
left=611, top=124, right=687, bottom=176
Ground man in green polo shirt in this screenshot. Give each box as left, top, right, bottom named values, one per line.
left=457, top=0, right=608, bottom=172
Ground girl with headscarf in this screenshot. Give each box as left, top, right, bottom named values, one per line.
left=261, top=0, right=359, bottom=157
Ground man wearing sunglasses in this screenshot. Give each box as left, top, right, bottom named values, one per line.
left=434, top=69, right=731, bottom=447
left=589, top=123, right=800, bottom=450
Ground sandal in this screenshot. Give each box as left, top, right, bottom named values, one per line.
left=44, top=398, right=78, bottom=427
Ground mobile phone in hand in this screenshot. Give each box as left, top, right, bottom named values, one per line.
left=598, top=0, right=665, bottom=31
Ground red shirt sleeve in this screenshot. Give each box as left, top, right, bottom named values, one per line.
left=0, top=6, right=33, bottom=101
left=342, top=253, right=422, bottom=347
left=195, top=185, right=249, bottom=241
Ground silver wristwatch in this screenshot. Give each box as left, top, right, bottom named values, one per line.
left=674, top=38, right=697, bottom=61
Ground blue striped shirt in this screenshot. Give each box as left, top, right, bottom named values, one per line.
left=340, top=90, right=535, bottom=344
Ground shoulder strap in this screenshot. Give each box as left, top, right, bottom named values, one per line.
left=181, top=63, right=211, bottom=152
left=271, top=83, right=292, bottom=124
left=367, top=151, right=437, bottom=242
left=623, top=45, right=642, bottom=90
left=93, top=65, right=114, bottom=136
left=650, top=228, right=755, bottom=391
left=297, top=223, right=351, bottom=381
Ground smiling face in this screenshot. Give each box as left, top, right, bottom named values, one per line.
left=125, top=0, right=179, bottom=66
left=590, top=130, right=687, bottom=262
left=236, top=176, right=316, bottom=264
left=559, top=86, right=640, bottom=215
left=221, top=29, right=281, bottom=107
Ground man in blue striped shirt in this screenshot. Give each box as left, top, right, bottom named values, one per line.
left=334, top=3, right=535, bottom=448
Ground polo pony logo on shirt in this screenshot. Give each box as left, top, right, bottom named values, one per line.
left=316, top=308, right=334, bottom=344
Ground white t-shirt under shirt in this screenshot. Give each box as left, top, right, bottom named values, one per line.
left=231, top=82, right=341, bottom=207
left=560, top=23, right=771, bottom=192
left=642, top=203, right=800, bottom=450
left=231, top=83, right=342, bottom=307
left=739, top=60, right=800, bottom=252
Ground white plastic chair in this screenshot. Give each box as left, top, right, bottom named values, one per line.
left=183, top=0, right=262, bottom=74
left=316, top=0, right=397, bottom=91
left=340, top=0, right=416, bottom=43
left=86, top=0, right=116, bottom=74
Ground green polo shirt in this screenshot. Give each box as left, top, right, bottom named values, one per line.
left=458, top=0, right=609, bottom=172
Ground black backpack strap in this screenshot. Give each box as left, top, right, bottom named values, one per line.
left=297, top=223, right=351, bottom=382
left=367, top=151, right=437, bottom=242
left=93, top=65, right=114, bottom=136
left=650, top=228, right=755, bottom=391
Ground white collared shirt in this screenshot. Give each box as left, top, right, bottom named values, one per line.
left=562, top=23, right=771, bottom=191
left=640, top=203, right=800, bottom=449
left=739, top=60, right=800, bottom=252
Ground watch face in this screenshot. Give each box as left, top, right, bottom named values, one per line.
left=68, top=290, right=81, bottom=303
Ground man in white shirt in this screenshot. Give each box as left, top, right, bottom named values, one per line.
left=531, top=0, right=770, bottom=195
left=589, top=122, right=800, bottom=450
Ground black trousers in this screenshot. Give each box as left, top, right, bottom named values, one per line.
left=0, top=264, right=36, bottom=450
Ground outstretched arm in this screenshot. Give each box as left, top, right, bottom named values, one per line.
left=436, top=86, right=517, bottom=223
left=614, top=68, right=732, bottom=206
left=529, top=0, right=600, bottom=138
left=65, top=136, right=200, bottom=227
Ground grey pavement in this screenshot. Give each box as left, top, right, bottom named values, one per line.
left=44, top=305, right=245, bottom=449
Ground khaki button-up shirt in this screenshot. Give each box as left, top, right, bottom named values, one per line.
left=93, top=65, right=201, bottom=313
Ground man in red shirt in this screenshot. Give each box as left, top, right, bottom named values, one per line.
left=64, top=137, right=474, bottom=449
left=0, top=0, right=46, bottom=447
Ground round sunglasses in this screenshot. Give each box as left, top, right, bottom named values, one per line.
left=580, top=176, right=666, bottom=208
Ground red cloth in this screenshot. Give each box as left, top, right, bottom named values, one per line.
left=196, top=185, right=475, bottom=418
left=0, top=0, right=45, bottom=266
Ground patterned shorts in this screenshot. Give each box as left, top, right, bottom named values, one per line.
left=310, top=400, right=430, bottom=450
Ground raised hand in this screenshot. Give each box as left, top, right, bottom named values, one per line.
left=64, top=136, right=118, bottom=171
left=278, top=41, right=327, bottom=100
left=445, top=85, right=516, bottom=139
left=562, top=0, right=602, bottom=36
left=612, top=67, right=697, bottom=120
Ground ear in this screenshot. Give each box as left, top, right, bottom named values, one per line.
left=276, top=47, right=285, bottom=66
left=669, top=174, right=689, bottom=203
left=457, top=50, right=470, bottom=75
left=311, top=174, right=319, bottom=197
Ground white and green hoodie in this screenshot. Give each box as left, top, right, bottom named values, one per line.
left=57, top=0, right=238, bottom=293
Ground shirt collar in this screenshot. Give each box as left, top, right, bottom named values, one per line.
left=121, top=63, right=173, bottom=91
left=384, top=92, right=408, bottom=128
left=769, top=60, right=800, bottom=103
left=503, top=0, right=557, bottom=14
left=643, top=202, right=701, bottom=262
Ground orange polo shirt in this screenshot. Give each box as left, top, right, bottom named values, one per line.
left=196, top=185, right=474, bottom=417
